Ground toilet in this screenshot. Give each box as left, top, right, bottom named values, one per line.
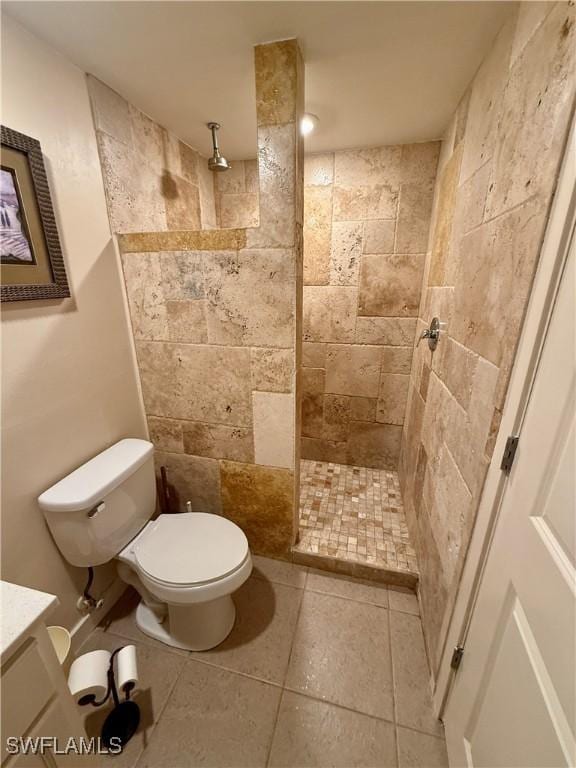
left=38, top=439, right=252, bottom=651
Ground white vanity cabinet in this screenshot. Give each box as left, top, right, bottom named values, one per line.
left=1, top=582, right=91, bottom=767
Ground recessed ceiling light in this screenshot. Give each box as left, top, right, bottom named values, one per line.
left=300, top=113, right=319, bottom=136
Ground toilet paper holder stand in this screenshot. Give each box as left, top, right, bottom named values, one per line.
left=82, top=646, right=140, bottom=750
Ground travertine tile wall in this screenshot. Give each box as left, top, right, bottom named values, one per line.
left=300, top=144, right=440, bottom=469
left=88, top=76, right=218, bottom=233
left=214, top=159, right=260, bottom=228
left=93, top=40, right=305, bottom=560
left=399, top=1, right=574, bottom=674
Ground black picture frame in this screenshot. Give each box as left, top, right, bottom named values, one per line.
left=1, top=125, right=70, bottom=302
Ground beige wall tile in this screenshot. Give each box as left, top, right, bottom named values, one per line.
left=302, top=342, right=327, bottom=368
left=87, top=76, right=132, bottom=145
left=381, top=346, right=413, bottom=374
left=323, top=394, right=351, bottom=442
left=130, top=105, right=164, bottom=170
left=244, top=159, right=259, bottom=193
left=428, top=445, right=473, bottom=585
left=96, top=132, right=166, bottom=233
left=155, top=451, right=222, bottom=514
left=302, top=392, right=324, bottom=439
left=451, top=197, right=547, bottom=366
left=329, top=221, right=363, bottom=285
left=182, top=421, right=254, bottom=463
left=179, top=142, right=199, bottom=185
left=347, top=422, right=403, bottom=470
left=160, top=251, right=205, bottom=299
left=304, top=186, right=332, bottom=285
left=165, top=176, right=201, bottom=230
left=147, top=417, right=183, bottom=454
left=253, top=391, right=295, bottom=469
left=333, top=184, right=398, bottom=222
left=396, top=181, right=435, bottom=254
left=485, top=2, right=575, bottom=218
left=302, top=367, right=326, bottom=395
left=301, top=436, right=347, bottom=464
left=400, top=142, right=441, bottom=183
left=204, top=249, right=294, bottom=346
left=215, top=163, right=246, bottom=194
left=355, top=317, right=417, bottom=346
left=136, top=341, right=252, bottom=425
left=250, top=348, right=293, bottom=393
left=220, top=193, right=259, bottom=229
left=349, top=396, right=377, bottom=422
left=303, top=286, right=357, bottom=343
left=358, top=254, right=424, bottom=317
left=166, top=300, right=208, bottom=343
left=428, top=143, right=463, bottom=286
left=304, top=153, right=334, bottom=186
left=255, top=40, right=298, bottom=126
left=363, top=219, right=395, bottom=254
left=325, top=345, right=381, bottom=397
left=122, top=252, right=168, bottom=340
left=334, top=146, right=402, bottom=187
left=220, top=461, right=294, bottom=557
left=376, top=373, right=410, bottom=425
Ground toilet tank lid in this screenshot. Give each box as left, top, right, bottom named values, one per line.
left=38, top=439, right=154, bottom=513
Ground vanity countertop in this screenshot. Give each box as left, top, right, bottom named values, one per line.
left=1, top=580, right=58, bottom=662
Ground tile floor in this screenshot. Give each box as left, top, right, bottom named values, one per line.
left=82, top=557, right=447, bottom=768
left=296, top=460, right=418, bottom=575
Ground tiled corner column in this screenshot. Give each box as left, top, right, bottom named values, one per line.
left=116, top=39, right=304, bottom=560
left=399, top=3, right=574, bottom=672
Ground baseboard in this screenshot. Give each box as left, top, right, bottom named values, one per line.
left=69, top=577, right=128, bottom=655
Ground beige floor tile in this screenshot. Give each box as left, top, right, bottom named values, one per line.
left=285, top=591, right=394, bottom=720
left=269, top=691, right=397, bottom=768
left=252, top=554, right=308, bottom=588
left=136, top=660, right=280, bottom=768
left=306, top=569, right=388, bottom=607
left=78, top=629, right=185, bottom=768
left=389, top=612, right=443, bottom=737
left=388, top=587, right=419, bottom=615
left=191, top=576, right=302, bottom=684
left=397, top=727, right=448, bottom=767
left=100, top=588, right=188, bottom=657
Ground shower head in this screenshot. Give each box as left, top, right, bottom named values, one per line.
left=207, top=122, right=231, bottom=172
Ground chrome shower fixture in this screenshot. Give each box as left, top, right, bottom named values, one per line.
left=207, top=122, right=230, bottom=172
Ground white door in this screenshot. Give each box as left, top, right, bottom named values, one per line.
left=443, top=232, right=575, bottom=767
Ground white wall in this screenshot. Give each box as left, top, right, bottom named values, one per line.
left=0, top=14, right=146, bottom=630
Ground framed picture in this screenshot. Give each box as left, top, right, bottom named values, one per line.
left=1, top=126, right=70, bottom=302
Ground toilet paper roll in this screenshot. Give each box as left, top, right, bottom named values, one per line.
left=68, top=649, right=111, bottom=705
left=114, top=644, right=139, bottom=695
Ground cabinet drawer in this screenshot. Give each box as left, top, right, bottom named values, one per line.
left=1, top=642, right=54, bottom=763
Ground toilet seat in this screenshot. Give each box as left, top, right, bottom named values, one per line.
left=135, top=513, right=249, bottom=587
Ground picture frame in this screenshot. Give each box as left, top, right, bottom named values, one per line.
left=1, top=125, right=70, bottom=302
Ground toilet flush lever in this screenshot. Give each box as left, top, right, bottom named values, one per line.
left=87, top=502, right=105, bottom=519
left=418, top=317, right=441, bottom=351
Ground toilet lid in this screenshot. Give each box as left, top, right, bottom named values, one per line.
left=134, top=513, right=249, bottom=586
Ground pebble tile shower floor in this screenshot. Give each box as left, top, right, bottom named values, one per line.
left=83, top=557, right=447, bottom=767
left=296, top=460, right=418, bottom=575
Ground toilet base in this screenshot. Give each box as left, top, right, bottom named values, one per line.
left=135, top=596, right=236, bottom=651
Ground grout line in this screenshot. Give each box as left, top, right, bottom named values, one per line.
left=387, top=601, right=401, bottom=768
left=265, top=687, right=285, bottom=768
left=281, top=684, right=397, bottom=728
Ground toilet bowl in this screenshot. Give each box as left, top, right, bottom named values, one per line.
left=116, top=512, right=252, bottom=651
left=38, top=439, right=253, bottom=653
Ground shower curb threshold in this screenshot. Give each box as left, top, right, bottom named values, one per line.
left=291, top=547, right=418, bottom=591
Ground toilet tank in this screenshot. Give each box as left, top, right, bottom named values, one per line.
left=38, top=439, right=156, bottom=567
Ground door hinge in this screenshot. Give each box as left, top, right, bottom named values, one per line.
left=451, top=645, right=465, bottom=671
left=500, top=435, right=519, bottom=474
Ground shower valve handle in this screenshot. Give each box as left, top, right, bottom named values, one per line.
left=418, top=317, right=441, bottom=351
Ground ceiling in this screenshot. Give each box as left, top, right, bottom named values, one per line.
left=3, top=1, right=515, bottom=159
